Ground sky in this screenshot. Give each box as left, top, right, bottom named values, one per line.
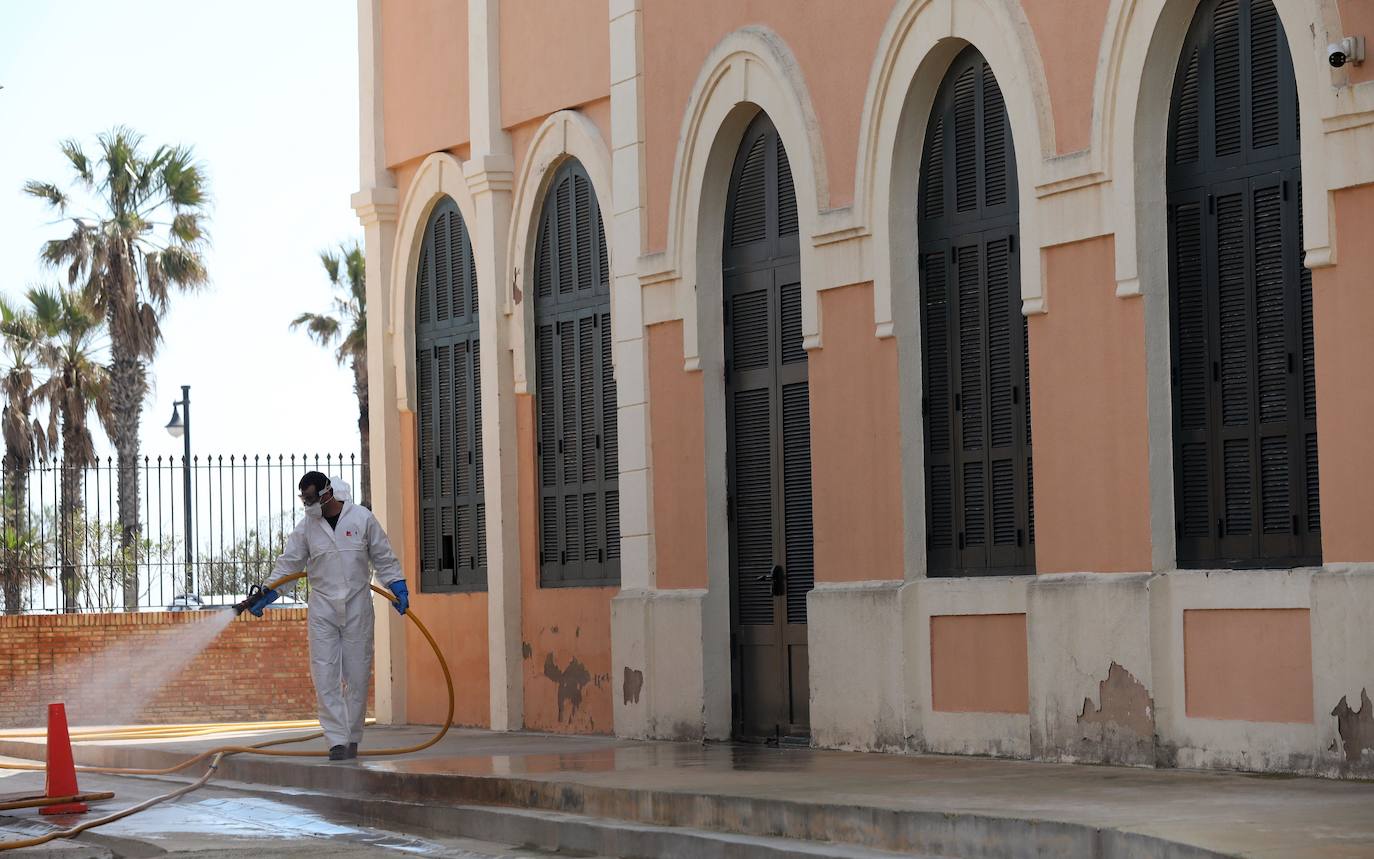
left=0, top=0, right=365, bottom=465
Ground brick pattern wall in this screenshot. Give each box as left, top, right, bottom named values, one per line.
left=0, top=609, right=369, bottom=728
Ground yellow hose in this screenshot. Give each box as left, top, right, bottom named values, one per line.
left=0, top=573, right=453, bottom=851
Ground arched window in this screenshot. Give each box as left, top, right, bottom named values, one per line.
left=1167, top=0, right=1318, bottom=568
left=533, top=160, right=619, bottom=586
left=415, top=197, right=486, bottom=591
left=918, top=46, right=1034, bottom=577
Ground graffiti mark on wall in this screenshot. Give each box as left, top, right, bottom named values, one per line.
left=543, top=653, right=592, bottom=722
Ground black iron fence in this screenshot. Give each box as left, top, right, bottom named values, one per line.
left=0, top=453, right=360, bottom=614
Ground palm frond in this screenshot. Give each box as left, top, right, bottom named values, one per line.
left=23, top=180, right=68, bottom=212
left=169, top=211, right=205, bottom=244
left=59, top=139, right=94, bottom=188
left=155, top=244, right=209, bottom=291
left=319, top=250, right=342, bottom=286
left=159, top=146, right=209, bottom=210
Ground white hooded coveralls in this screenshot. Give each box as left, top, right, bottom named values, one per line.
left=270, top=479, right=403, bottom=749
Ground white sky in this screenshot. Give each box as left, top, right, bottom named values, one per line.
left=0, top=0, right=364, bottom=465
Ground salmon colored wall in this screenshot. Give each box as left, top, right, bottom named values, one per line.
left=381, top=0, right=469, bottom=169
left=1312, top=184, right=1374, bottom=563
left=809, top=283, right=903, bottom=583
left=930, top=613, right=1030, bottom=714
left=640, top=0, right=891, bottom=251
left=1183, top=608, right=1314, bottom=723
left=1028, top=237, right=1151, bottom=573
left=517, top=394, right=617, bottom=734
left=1338, top=0, right=1374, bottom=85
left=397, top=410, right=491, bottom=727
left=647, top=322, right=708, bottom=589
left=1021, top=0, right=1108, bottom=154
left=499, top=0, right=610, bottom=130
left=507, top=98, right=611, bottom=208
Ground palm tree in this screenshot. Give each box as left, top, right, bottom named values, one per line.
left=30, top=287, right=111, bottom=613
left=25, top=127, right=210, bottom=609
left=291, top=242, right=370, bottom=507
left=0, top=301, right=51, bottom=613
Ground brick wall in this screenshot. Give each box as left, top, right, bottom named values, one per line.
left=0, top=609, right=370, bottom=728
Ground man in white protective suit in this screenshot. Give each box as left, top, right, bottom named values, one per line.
left=246, top=471, right=408, bottom=761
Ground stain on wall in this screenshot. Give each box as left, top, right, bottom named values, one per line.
left=623, top=667, right=645, bottom=705
left=1331, top=689, right=1374, bottom=768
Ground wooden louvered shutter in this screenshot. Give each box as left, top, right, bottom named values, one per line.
left=415, top=198, right=487, bottom=591
left=918, top=47, right=1032, bottom=577
left=1167, top=0, right=1315, bottom=568
left=725, top=112, right=813, bottom=738
left=535, top=161, right=619, bottom=587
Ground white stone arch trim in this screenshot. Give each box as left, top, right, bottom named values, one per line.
left=655, top=25, right=828, bottom=368
left=856, top=0, right=1056, bottom=334
left=389, top=151, right=480, bottom=412
left=505, top=110, right=614, bottom=393
left=1103, top=0, right=1353, bottom=301
left=1101, top=0, right=1363, bottom=570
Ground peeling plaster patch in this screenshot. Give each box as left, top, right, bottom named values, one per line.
left=521, top=641, right=532, bottom=659
left=1079, top=662, right=1153, bottom=737
left=543, top=653, right=591, bottom=722
left=623, top=667, right=644, bottom=705
left=1331, top=689, right=1374, bottom=767
left=1075, top=662, right=1155, bottom=765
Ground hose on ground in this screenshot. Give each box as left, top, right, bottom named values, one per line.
left=0, top=573, right=453, bottom=851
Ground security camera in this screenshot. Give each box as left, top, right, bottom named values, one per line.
left=1328, top=36, right=1365, bottom=69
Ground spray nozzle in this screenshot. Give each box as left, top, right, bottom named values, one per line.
left=232, top=584, right=267, bottom=617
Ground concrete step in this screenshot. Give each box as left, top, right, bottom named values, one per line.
left=0, top=738, right=1236, bottom=859
left=205, top=777, right=933, bottom=859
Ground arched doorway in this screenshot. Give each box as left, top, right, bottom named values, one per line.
left=724, top=112, right=813, bottom=741
left=918, top=46, right=1034, bottom=577
left=1166, top=0, right=1318, bottom=568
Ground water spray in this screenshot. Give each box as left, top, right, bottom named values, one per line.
left=0, top=571, right=455, bottom=852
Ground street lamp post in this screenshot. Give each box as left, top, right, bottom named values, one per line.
left=165, top=385, right=193, bottom=597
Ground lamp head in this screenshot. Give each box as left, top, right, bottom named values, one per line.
left=165, top=403, right=185, bottom=438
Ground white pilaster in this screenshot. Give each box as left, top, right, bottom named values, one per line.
left=468, top=0, right=522, bottom=732
left=607, top=0, right=665, bottom=738
left=353, top=0, right=406, bottom=725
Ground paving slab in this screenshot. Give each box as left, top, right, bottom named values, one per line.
left=1, top=726, right=1372, bottom=858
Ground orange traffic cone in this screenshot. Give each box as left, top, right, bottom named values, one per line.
left=40, top=703, right=88, bottom=815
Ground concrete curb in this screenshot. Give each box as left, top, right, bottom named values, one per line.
left=0, top=739, right=1235, bottom=859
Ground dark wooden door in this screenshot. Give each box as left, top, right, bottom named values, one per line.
left=724, top=113, right=813, bottom=741
left=1167, top=0, right=1318, bottom=568
left=918, top=47, right=1034, bottom=577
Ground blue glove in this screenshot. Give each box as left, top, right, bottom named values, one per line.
left=248, top=587, right=280, bottom=617
left=387, top=580, right=409, bottom=615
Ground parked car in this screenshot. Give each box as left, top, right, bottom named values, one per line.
left=166, top=593, right=205, bottom=612
left=165, top=591, right=307, bottom=612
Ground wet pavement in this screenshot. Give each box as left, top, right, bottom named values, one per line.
left=1, top=725, right=1373, bottom=857
left=0, top=760, right=594, bottom=857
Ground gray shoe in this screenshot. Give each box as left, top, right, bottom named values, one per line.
left=328, top=745, right=348, bottom=761
left=346, top=742, right=358, bottom=759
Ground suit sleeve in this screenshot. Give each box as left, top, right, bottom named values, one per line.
left=270, top=521, right=310, bottom=581
left=366, top=513, right=405, bottom=587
